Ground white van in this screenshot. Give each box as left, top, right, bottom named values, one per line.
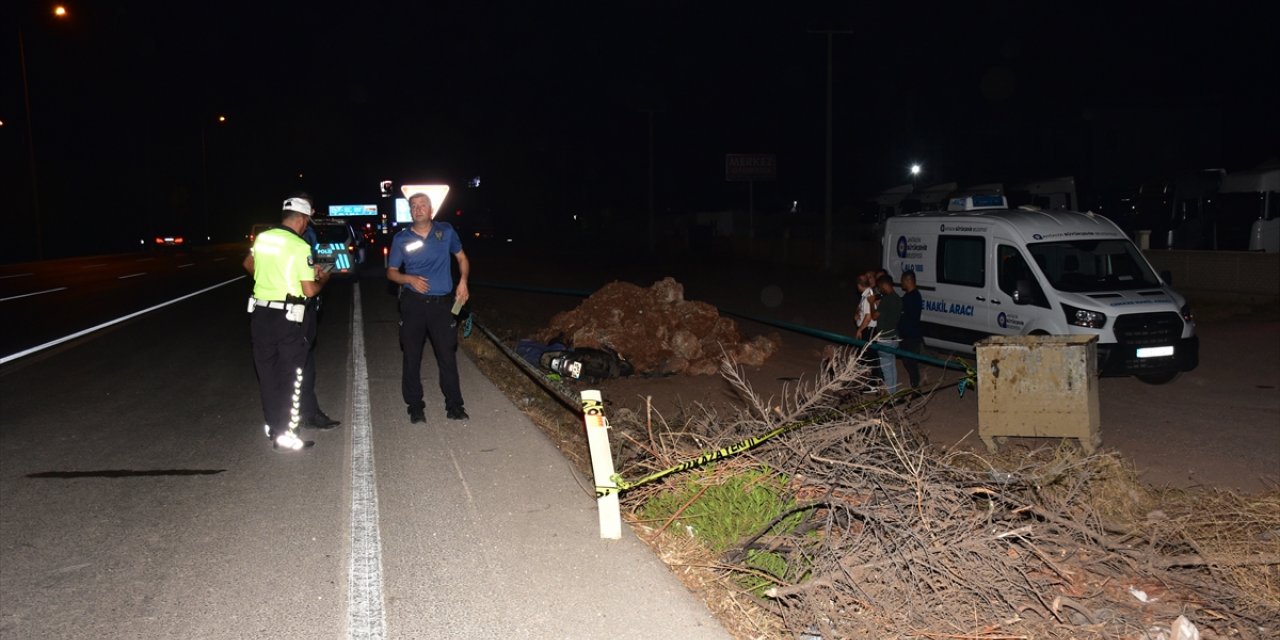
left=883, top=195, right=1198, bottom=384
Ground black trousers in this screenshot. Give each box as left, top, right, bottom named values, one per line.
left=299, top=298, right=321, bottom=419
left=398, top=292, right=464, bottom=411
left=900, top=336, right=923, bottom=388
left=251, top=308, right=308, bottom=437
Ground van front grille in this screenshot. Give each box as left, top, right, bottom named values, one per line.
left=1112, top=312, right=1182, bottom=346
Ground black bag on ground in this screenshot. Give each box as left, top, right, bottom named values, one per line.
left=539, top=346, right=634, bottom=381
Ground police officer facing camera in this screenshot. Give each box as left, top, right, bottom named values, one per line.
left=387, top=192, right=471, bottom=423
left=246, top=197, right=331, bottom=451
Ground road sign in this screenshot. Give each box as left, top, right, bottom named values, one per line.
left=725, top=153, right=777, bottom=182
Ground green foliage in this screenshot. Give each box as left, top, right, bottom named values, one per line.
left=642, top=466, right=809, bottom=596
left=739, top=549, right=791, bottom=597
left=642, top=466, right=803, bottom=552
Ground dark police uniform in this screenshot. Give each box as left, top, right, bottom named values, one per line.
left=249, top=226, right=315, bottom=442
left=388, top=221, right=465, bottom=416
left=298, top=223, right=331, bottom=427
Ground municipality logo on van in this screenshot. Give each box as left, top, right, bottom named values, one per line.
left=896, top=236, right=908, bottom=258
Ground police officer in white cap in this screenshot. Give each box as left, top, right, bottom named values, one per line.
left=246, top=197, right=331, bottom=451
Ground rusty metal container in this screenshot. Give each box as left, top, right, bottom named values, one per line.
left=976, top=335, right=1101, bottom=453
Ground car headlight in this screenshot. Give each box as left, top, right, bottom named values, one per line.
left=1062, top=304, right=1106, bottom=329
left=1180, top=303, right=1194, bottom=322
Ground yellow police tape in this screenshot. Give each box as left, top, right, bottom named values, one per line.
left=593, top=385, right=938, bottom=498
left=467, top=314, right=978, bottom=498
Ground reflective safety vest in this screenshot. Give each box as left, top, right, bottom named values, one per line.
left=251, top=227, right=314, bottom=301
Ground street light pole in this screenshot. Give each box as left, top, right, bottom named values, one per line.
left=810, top=29, right=852, bottom=270
left=17, top=6, right=71, bottom=261
left=18, top=28, right=43, bottom=260
left=201, top=115, right=226, bottom=242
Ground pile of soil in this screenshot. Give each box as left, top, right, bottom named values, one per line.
left=534, top=277, right=780, bottom=376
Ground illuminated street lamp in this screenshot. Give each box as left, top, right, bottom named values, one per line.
left=18, top=4, right=71, bottom=260
left=910, top=163, right=922, bottom=190
left=201, top=114, right=227, bottom=240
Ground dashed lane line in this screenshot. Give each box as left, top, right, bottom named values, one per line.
left=0, top=287, right=68, bottom=302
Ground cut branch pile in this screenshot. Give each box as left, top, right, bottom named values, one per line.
left=611, top=345, right=1280, bottom=639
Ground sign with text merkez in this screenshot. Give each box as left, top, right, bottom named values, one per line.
left=725, top=153, right=777, bottom=182
left=328, top=204, right=379, bottom=217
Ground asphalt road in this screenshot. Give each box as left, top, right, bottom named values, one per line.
left=0, top=254, right=729, bottom=639
left=0, top=246, right=249, bottom=362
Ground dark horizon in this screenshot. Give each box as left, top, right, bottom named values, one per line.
left=2, top=1, right=1277, bottom=260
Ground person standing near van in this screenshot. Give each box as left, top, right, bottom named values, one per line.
left=855, top=274, right=877, bottom=340
left=855, top=274, right=882, bottom=388
left=898, top=271, right=924, bottom=389
left=388, top=192, right=471, bottom=423
left=873, top=274, right=903, bottom=394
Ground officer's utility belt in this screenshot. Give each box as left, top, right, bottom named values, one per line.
left=247, top=296, right=307, bottom=323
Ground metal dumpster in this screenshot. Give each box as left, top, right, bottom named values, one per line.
left=976, top=335, right=1101, bottom=453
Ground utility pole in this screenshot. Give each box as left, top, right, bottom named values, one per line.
left=19, top=28, right=43, bottom=260
left=809, top=29, right=852, bottom=270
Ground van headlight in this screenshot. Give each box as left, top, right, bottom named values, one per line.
left=1062, top=304, right=1107, bottom=329
left=1180, top=303, right=1194, bottom=322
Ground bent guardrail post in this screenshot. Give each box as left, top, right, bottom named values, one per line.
left=580, top=390, right=622, bottom=539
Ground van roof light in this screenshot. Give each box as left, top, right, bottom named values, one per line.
left=947, top=194, right=1008, bottom=212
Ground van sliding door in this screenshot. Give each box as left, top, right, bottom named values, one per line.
left=932, top=234, right=992, bottom=347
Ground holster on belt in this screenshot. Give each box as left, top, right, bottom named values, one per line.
left=284, top=294, right=307, bottom=323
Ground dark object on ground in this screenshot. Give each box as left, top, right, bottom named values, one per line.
left=539, top=346, right=635, bottom=383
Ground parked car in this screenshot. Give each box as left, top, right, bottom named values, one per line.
left=311, top=220, right=364, bottom=274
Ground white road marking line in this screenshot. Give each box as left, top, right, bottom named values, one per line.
left=178, top=263, right=196, bottom=269
left=447, top=448, right=478, bottom=511
left=118, top=272, right=147, bottom=280
left=0, top=287, right=68, bottom=302
left=0, top=276, right=245, bottom=365
left=0, top=272, right=34, bottom=280
left=348, top=285, right=387, bottom=640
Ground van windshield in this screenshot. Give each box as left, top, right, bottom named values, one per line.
left=1027, top=239, right=1162, bottom=292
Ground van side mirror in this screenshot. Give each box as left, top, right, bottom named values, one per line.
left=1160, top=269, right=1173, bottom=285
left=1013, top=280, right=1033, bottom=305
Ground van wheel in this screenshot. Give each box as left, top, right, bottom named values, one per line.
left=1137, top=372, right=1180, bottom=385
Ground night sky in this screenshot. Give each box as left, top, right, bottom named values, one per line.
left=2, top=1, right=1277, bottom=260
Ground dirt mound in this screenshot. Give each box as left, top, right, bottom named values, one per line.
left=534, top=277, right=779, bottom=376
